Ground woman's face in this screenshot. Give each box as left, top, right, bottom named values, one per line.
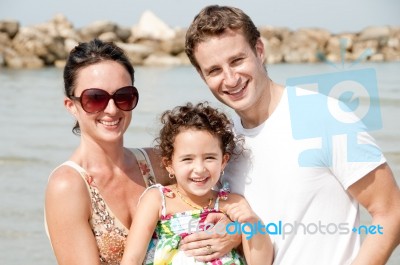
left=65, top=60, right=133, bottom=144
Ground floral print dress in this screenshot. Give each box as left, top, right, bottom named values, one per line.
left=143, top=184, right=246, bottom=265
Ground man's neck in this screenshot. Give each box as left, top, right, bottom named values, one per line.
left=237, top=80, right=284, bottom=129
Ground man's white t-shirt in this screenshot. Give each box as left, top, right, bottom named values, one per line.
left=223, top=87, right=385, bottom=265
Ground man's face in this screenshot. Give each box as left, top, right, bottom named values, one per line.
left=194, top=29, right=268, bottom=114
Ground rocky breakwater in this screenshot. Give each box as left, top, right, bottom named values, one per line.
left=0, top=11, right=399, bottom=69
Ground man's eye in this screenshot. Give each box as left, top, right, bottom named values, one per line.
left=232, top=58, right=243, bottom=64
left=208, top=68, right=220, bottom=75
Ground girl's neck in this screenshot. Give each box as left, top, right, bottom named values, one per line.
left=174, top=185, right=215, bottom=211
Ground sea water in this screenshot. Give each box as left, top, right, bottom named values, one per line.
left=0, top=62, right=399, bottom=264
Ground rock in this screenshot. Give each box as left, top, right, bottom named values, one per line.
left=381, top=46, right=400, bottom=61
left=143, top=53, right=182, bottom=66
left=325, top=35, right=354, bottom=62
left=98, top=32, right=120, bottom=42
left=369, top=53, right=385, bottom=62
left=4, top=47, right=44, bottom=69
left=12, top=27, right=50, bottom=57
left=263, top=37, right=284, bottom=64
left=177, top=51, right=191, bottom=65
left=160, top=28, right=185, bottom=55
left=54, top=59, right=66, bottom=68
left=387, top=37, right=399, bottom=49
left=0, top=32, right=11, bottom=49
left=131, top=10, right=175, bottom=41
left=115, top=42, right=155, bottom=65
left=115, top=26, right=131, bottom=42
left=0, top=20, right=19, bottom=39
left=259, top=26, right=291, bottom=41
left=298, top=28, right=331, bottom=48
left=351, top=40, right=379, bottom=61
left=46, top=37, right=67, bottom=63
left=79, top=20, right=117, bottom=41
left=0, top=15, right=398, bottom=68
left=64, top=38, right=79, bottom=54
left=358, top=26, right=391, bottom=41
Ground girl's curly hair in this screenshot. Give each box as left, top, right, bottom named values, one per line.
left=155, top=102, right=242, bottom=164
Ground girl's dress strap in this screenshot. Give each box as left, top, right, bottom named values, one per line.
left=130, top=148, right=157, bottom=187
left=214, top=181, right=230, bottom=211
left=139, top=183, right=167, bottom=217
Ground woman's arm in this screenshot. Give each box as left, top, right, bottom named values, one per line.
left=45, top=166, right=101, bottom=265
left=223, top=194, right=274, bottom=265
left=120, top=188, right=161, bottom=265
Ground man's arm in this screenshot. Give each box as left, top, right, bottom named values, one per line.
left=348, top=163, right=400, bottom=265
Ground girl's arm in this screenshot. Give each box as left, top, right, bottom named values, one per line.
left=45, top=166, right=101, bottom=265
left=120, top=188, right=162, bottom=265
left=223, top=194, right=274, bottom=265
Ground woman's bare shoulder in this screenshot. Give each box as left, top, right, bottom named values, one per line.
left=46, top=163, right=89, bottom=197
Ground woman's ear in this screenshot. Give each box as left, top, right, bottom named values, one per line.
left=64, top=96, right=77, bottom=117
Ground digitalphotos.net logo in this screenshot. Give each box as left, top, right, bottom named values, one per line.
left=188, top=219, right=384, bottom=240
left=286, top=42, right=383, bottom=167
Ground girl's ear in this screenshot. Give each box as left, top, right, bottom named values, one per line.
left=221, top=153, right=230, bottom=171
left=162, top=158, right=174, bottom=174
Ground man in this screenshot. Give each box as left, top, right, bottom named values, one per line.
left=183, top=5, right=400, bottom=264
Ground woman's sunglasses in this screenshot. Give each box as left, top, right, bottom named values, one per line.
left=70, top=86, right=139, bottom=114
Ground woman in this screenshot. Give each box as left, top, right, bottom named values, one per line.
left=44, top=39, right=169, bottom=264
left=45, top=39, right=239, bottom=264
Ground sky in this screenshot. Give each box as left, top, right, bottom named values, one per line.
left=0, top=0, right=399, bottom=34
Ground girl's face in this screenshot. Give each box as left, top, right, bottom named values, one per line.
left=166, top=128, right=229, bottom=199
left=64, top=60, right=133, bottom=144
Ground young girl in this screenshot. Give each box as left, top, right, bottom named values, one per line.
left=121, top=102, right=273, bottom=265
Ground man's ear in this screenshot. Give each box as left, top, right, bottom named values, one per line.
left=255, top=37, right=265, bottom=63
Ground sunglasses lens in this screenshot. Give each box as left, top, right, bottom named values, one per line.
left=77, top=86, right=138, bottom=113
left=81, top=89, right=110, bottom=113
left=114, top=86, right=139, bottom=111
